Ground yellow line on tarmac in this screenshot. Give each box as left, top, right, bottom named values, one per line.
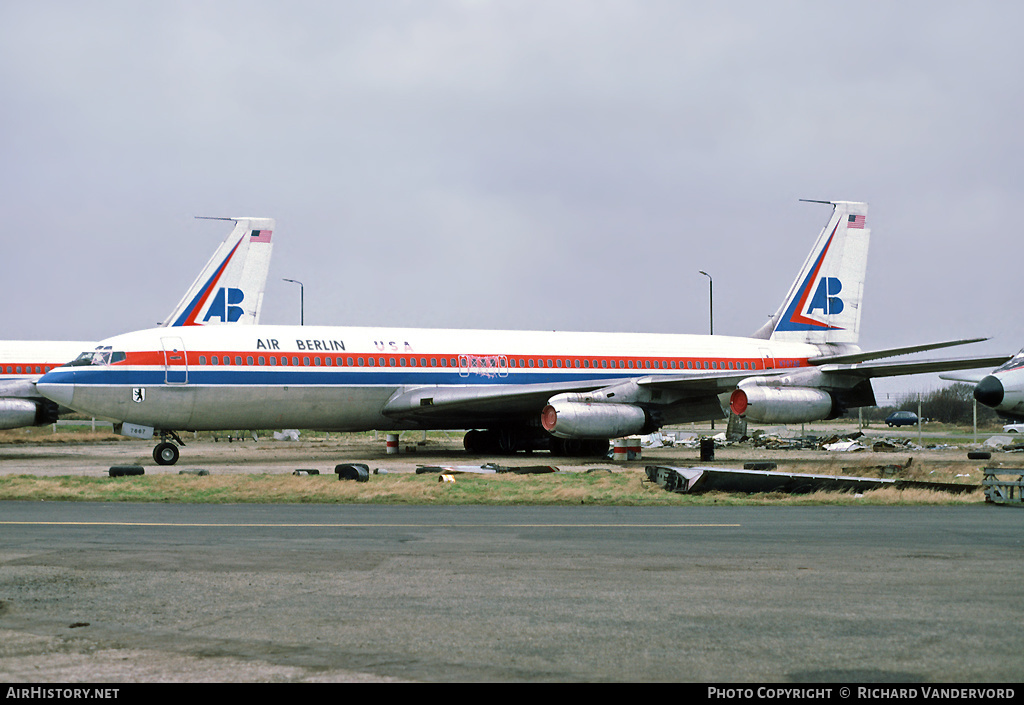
left=0, top=520, right=741, bottom=529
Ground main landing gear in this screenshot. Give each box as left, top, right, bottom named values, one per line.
left=462, top=428, right=609, bottom=457
left=153, top=431, right=186, bottom=466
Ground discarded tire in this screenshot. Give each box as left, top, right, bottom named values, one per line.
left=335, top=463, right=369, bottom=482
left=109, top=465, right=145, bottom=477
left=967, top=451, right=992, bottom=460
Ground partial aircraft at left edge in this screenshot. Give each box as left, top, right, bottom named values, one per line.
left=0, top=217, right=275, bottom=430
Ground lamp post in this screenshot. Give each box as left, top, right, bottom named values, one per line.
left=698, top=270, right=713, bottom=335
left=699, top=270, right=715, bottom=430
left=282, top=278, right=304, bottom=325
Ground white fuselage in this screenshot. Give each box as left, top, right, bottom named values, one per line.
left=37, top=324, right=828, bottom=432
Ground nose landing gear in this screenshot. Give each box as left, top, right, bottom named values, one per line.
left=152, top=431, right=185, bottom=465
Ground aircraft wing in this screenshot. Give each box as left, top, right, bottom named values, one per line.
left=382, top=366, right=796, bottom=426
left=383, top=351, right=1009, bottom=422
left=812, top=354, right=1012, bottom=379
left=806, top=338, right=989, bottom=365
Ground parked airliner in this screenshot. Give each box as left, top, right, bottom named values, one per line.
left=0, top=217, right=274, bottom=430
left=36, top=201, right=1009, bottom=465
left=942, top=349, right=1024, bottom=421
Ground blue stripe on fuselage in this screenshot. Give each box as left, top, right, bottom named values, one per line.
left=37, top=367, right=639, bottom=387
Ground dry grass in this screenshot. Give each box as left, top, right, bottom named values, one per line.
left=0, top=469, right=987, bottom=506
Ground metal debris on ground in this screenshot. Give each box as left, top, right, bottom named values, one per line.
left=335, top=463, right=369, bottom=482
left=644, top=465, right=978, bottom=496
left=982, top=469, right=1024, bottom=505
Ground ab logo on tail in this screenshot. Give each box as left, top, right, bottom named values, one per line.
left=203, top=287, right=245, bottom=323
left=777, top=275, right=847, bottom=332
left=808, top=277, right=843, bottom=316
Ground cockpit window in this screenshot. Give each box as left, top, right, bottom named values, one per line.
left=994, top=348, right=1024, bottom=374
left=65, top=347, right=126, bottom=367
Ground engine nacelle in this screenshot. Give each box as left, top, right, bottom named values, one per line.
left=0, top=398, right=58, bottom=430
left=729, top=386, right=834, bottom=424
left=541, top=400, right=650, bottom=439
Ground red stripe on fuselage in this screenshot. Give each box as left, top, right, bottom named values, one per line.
left=118, top=350, right=809, bottom=372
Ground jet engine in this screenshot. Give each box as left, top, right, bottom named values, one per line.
left=0, top=398, right=59, bottom=430
left=729, top=385, right=835, bottom=424
left=541, top=399, right=651, bottom=439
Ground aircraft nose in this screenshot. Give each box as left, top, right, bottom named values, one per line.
left=974, top=375, right=1004, bottom=408
left=35, top=372, right=75, bottom=408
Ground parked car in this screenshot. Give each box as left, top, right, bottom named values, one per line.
left=1002, top=423, right=1024, bottom=433
left=885, top=411, right=919, bottom=427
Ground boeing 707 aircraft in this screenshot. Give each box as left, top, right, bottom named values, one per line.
left=0, top=217, right=275, bottom=430
left=35, top=202, right=1009, bottom=464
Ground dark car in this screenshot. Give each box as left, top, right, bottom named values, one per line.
left=885, top=411, right=919, bottom=427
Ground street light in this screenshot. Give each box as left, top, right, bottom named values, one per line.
left=698, top=270, right=713, bottom=335
left=282, top=278, right=304, bottom=325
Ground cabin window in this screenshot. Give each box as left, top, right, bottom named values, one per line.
left=199, top=356, right=207, bottom=365
left=246, top=356, right=254, bottom=365
left=324, top=357, right=332, bottom=366
left=233, top=356, right=241, bottom=365
left=357, top=357, right=364, bottom=366
left=346, top=357, right=353, bottom=366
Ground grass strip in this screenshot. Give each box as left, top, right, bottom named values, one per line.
left=0, top=470, right=984, bottom=506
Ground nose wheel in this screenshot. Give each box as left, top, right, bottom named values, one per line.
left=153, top=441, right=180, bottom=465
left=152, top=431, right=185, bottom=465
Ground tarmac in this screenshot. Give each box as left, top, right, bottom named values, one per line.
left=1, top=427, right=1022, bottom=683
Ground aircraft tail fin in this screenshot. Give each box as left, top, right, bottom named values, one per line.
left=752, top=201, right=870, bottom=345
left=160, top=217, right=275, bottom=327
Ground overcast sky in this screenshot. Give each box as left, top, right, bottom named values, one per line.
left=2, top=1, right=1020, bottom=399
